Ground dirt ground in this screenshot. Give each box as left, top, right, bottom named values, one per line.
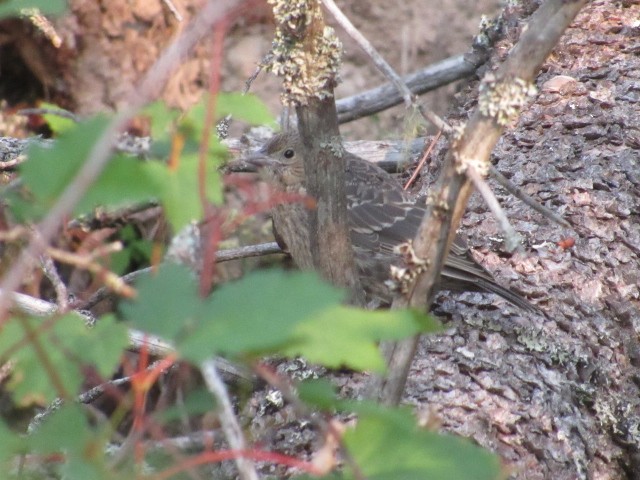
left=0, top=0, right=500, bottom=139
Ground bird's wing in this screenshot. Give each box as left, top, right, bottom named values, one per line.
left=345, top=157, right=423, bottom=254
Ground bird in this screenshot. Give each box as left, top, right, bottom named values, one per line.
left=245, top=131, right=538, bottom=313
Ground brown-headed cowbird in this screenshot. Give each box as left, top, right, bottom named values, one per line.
left=247, top=132, right=538, bottom=313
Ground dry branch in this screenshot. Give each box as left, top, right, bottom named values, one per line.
left=377, top=0, right=588, bottom=406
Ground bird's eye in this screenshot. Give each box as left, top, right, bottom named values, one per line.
left=283, top=149, right=295, bottom=159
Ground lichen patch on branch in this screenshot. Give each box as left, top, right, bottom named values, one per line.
left=267, top=0, right=343, bottom=105
left=478, top=73, right=537, bottom=126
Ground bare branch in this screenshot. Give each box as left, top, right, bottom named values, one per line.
left=490, top=167, right=570, bottom=228
left=467, top=165, right=522, bottom=253
left=200, top=359, right=259, bottom=480
left=321, top=0, right=413, bottom=108
left=378, top=0, right=588, bottom=406
left=336, top=54, right=481, bottom=124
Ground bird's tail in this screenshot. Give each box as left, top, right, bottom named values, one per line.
left=441, top=264, right=542, bottom=314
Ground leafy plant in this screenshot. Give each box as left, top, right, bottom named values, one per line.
left=0, top=90, right=500, bottom=479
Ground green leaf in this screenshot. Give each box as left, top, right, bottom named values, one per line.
left=121, top=263, right=200, bottom=340
left=39, top=102, right=77, bottom=134
left=143, top=151, right=223, bottom=231
left=141, top=101, right=180, bottom=140
left=75, top=154, right=158, bottom=214
left=19, top=115, right=111, bottom=219
left=181, top=94, right=276, bottom=142
left=74, top=315, right=129, bottom=378
left=16, top=112, right=223, bottom=230
left=284, top=307, right=439, bottom=372
left=297, top=379, right=339, bottom=410
left=14, top=115, right=161, bottom=221
left=342, top=403, right=502, bottom=480
left=30, top=404, right=93, bottom=454
left=0, top=419, right=27, bottom=464
left=158, top=387, right=216, bottom=423
left=29, top=403, right=115, bottom=479
left=216, top=92, right=276, bottom=127
left=123, top=266, right=437, bottom=373
left=0, top=314, right=126, bottom=405
left=0, top=0, right=67, bottom=18
left=109, top=225, right=154, bottom=275
left=0, top=316, right=84, bottom=405
left=181, top=270, right=346, bottom=362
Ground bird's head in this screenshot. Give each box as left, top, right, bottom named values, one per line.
left=244, top=132, right=305, bottom=191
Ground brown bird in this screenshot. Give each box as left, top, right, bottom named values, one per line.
left=246, top=132, right=538, bottom=313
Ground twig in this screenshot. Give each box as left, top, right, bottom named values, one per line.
left=216, top=241, right=283, bottom=261
left=162, top=0, right=183, bottom=21
left=490, top=166, right=570, bottom=228
left=78, top=267, right=152, bottom=311
left=145, top=431, right=217, bottom=453
left=404, top=130, right=441, bottom=190
left=378, top=0, right=588, bottom=406
left=28, top=364, right=162, bottom=434
left=46, top=244, right=137, bottom=299
left=22, top=8, right=62, bottom=48
left=200, top=359, right=259, bottom=480
left=38, top=250, right=69, bottom=311
left=80, top=242, right=283, bottom=311
left=321, top=0, right=413, bottom=108
left=0, top=225, right=30, bottom=242
left=467, top=165, right=522, bottom=253
left=336, top=54, right=479, bottom=124
left=0, top=155, right=27, bottom=169
left=321, top=0, right=451, bottom=133
left=417, top=103, right=451, bottom=134
left=17, top=108, right=81, bottom=123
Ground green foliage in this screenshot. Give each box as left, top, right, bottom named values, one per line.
left=0, top=314, right=128, bottom=406
left=12, top=94, right=275, bottom=231
left=13, top=115, right=224, bottom=231
left=183, top=93, right=277, bottom=141
left=341, top=402, right=502, bottom=480
left=296, top=386, right=502, bottom=479
left=0, top=0, right=67, bottom=18
left=143, top=149, right=223, bottom=228
left=284, top=307, right=439, bottom=372
left=297, top=378, right=340, bottom=410
left=121, top=263, right=201, bottom=340
left=109, top=225, right=154, bottom=275
left=122, top=266, right=434, bottom=372
left=25, top=404, right=126, bottom=480
left=39, top=102, right=77, bottom=135
left=0, top=95, right=502, bottom=479
left=141, top=101, right=181, bottom=140
left=0, top=419, right=26, bottom=464
left=17, top=116, right=113, bottom=220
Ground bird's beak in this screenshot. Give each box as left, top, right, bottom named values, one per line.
left=242, top=151, right=274, bottom=169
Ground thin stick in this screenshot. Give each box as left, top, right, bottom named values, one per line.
left=79, top=242, right=283, bottom=311
left=321, top=0, right=413, bottom=108
left=162, top=0, right=183, bottom=21
left=201, top=359, right=259, bottom=480
left=491, top=166, right=570, bottom=228
left=467, top=165, right=522, bottom=253
left=404, top=130, right=441, bottom=190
